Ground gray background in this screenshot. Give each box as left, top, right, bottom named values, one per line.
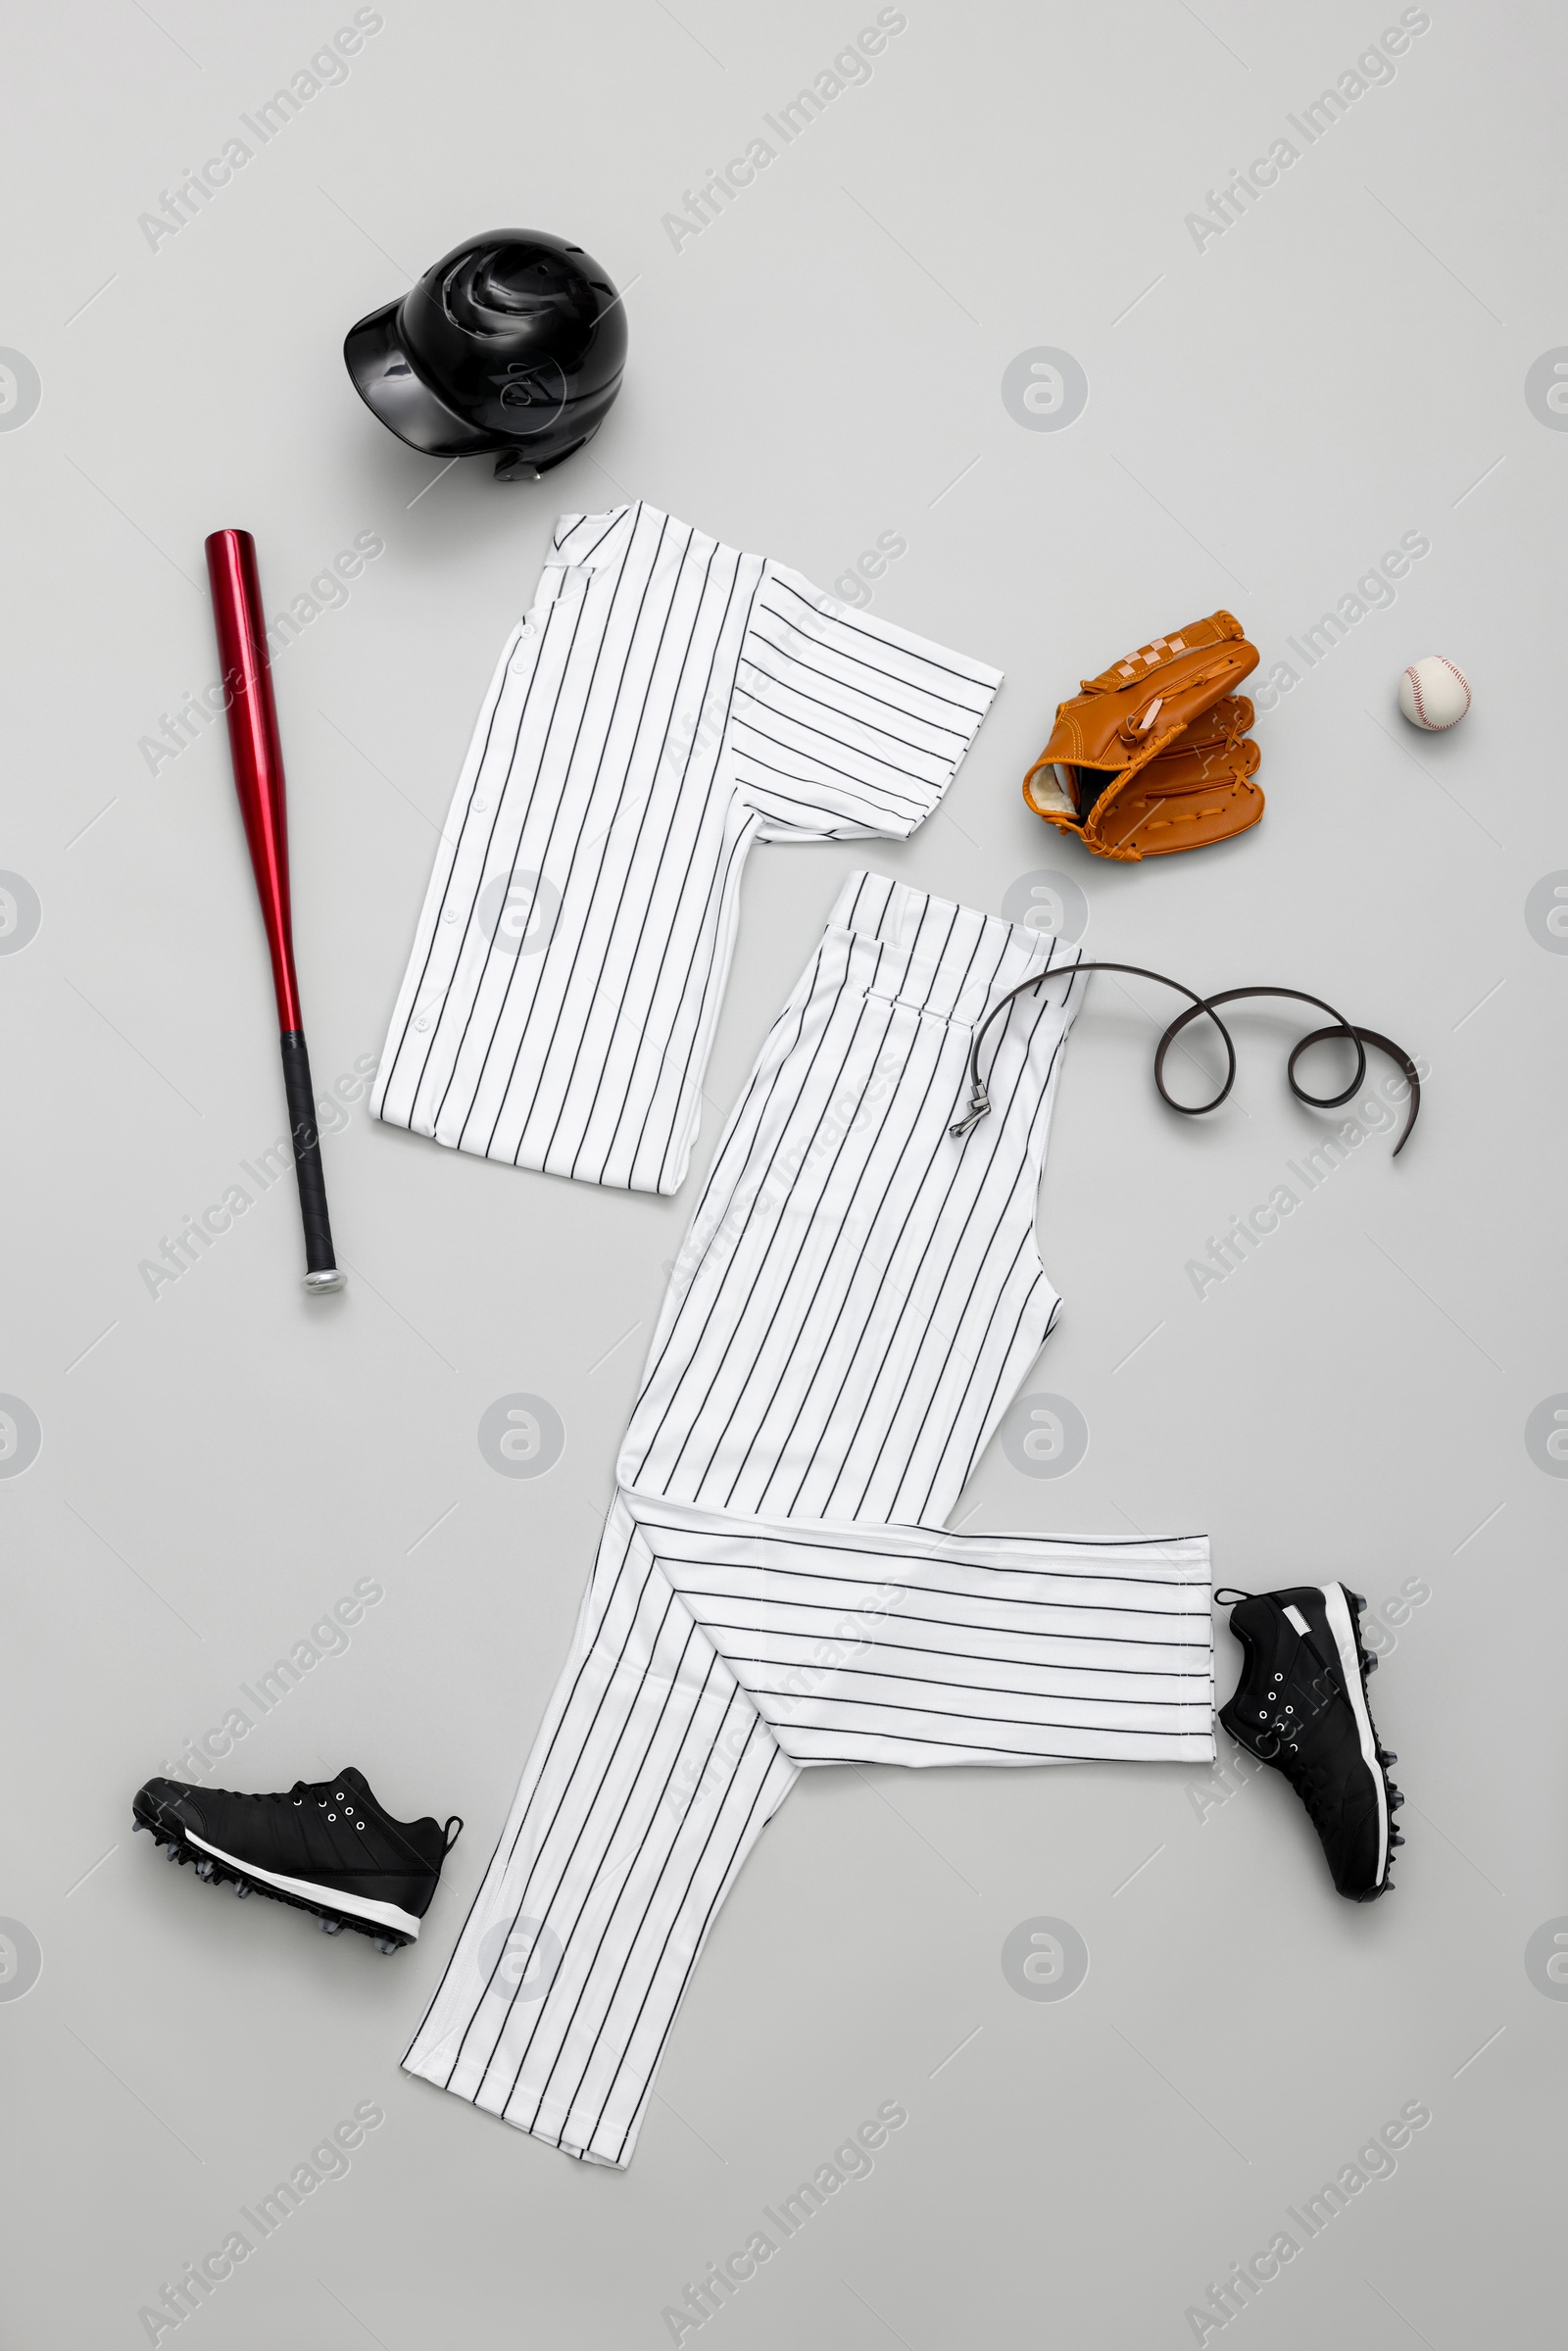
left=2, top=0, right=1563, bottom=2342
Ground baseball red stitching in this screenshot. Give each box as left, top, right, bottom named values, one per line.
left=1406, top=659, right=1470, bottom=729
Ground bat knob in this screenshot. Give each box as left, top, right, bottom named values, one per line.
left=303, top=1268, right=347, bottom=1296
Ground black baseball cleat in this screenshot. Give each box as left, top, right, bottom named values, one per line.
left=1216, top=1584, right=1402, bottom=1902
left=133, top=1768, right=462, bottom=1952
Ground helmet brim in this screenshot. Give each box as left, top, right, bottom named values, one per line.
left=343, top=301, right=500, bottom=458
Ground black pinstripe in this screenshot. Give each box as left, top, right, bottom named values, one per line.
left=404, top=877, right=1216, bottom=2167
left=372, top=510, right=1000, bottom=1193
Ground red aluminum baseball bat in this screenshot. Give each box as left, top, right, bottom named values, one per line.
left=205, top=527, right=344, bottom=1295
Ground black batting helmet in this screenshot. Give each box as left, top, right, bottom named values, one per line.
left=344, top=229, right=626, bottom=478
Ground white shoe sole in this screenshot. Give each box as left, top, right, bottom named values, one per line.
left=184, top=1830, right=422, bottom=1938
left=1318, top=1584, right=1389, bottom=1890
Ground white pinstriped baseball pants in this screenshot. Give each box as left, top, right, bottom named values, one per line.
left=404, top=874, right=1215, bottom=2164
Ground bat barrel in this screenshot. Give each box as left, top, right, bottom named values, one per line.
left=204, top=528, right=302, bottom=1034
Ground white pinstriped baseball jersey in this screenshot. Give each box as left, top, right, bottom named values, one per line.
left=370, top=504, right=1001, bottom=1193
left=403, top=876, right=1215, bottom=2165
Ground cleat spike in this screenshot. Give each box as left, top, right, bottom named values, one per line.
left=373, top=1936, right=403, bottom=1956
left=194, top=1858, right=216, bottom=1882
left=1362, top=1651, right=1378, bottom=1672
left=166, top=1840, right=180, bottom=1860
left=1390, top=1829, right=1405, bottom=1845
left=318, top=1916, right=343, bottom=1935
left=233, top=1881, right=252, bottom=1898
left=1348, top=1591, right=1367, bottom=1611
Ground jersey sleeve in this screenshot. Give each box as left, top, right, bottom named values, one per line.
left=730, top=563, right=1003, bottom=841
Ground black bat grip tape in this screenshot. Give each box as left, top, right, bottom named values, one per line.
left=279, top=1031, right=338, bottom=1276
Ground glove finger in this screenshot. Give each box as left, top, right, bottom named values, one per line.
left=1162, top=692, right=1255, bottom=755
left=1039, top=629, right=1258, bottom=783
left=1141, top=732, right=1261, bottom=795
left=1079, top=612, right=1247, bottom=698
left=1089, top=742, right=1264, bottom=857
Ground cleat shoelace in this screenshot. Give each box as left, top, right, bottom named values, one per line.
left=1238, top=1617, right=1398, bottom=1883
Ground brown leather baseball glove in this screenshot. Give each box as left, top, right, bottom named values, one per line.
left=1022, top=612, right=1262, bottom=859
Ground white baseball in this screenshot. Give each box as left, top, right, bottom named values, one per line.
left=1398, top=655, right=1470, bottom=731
